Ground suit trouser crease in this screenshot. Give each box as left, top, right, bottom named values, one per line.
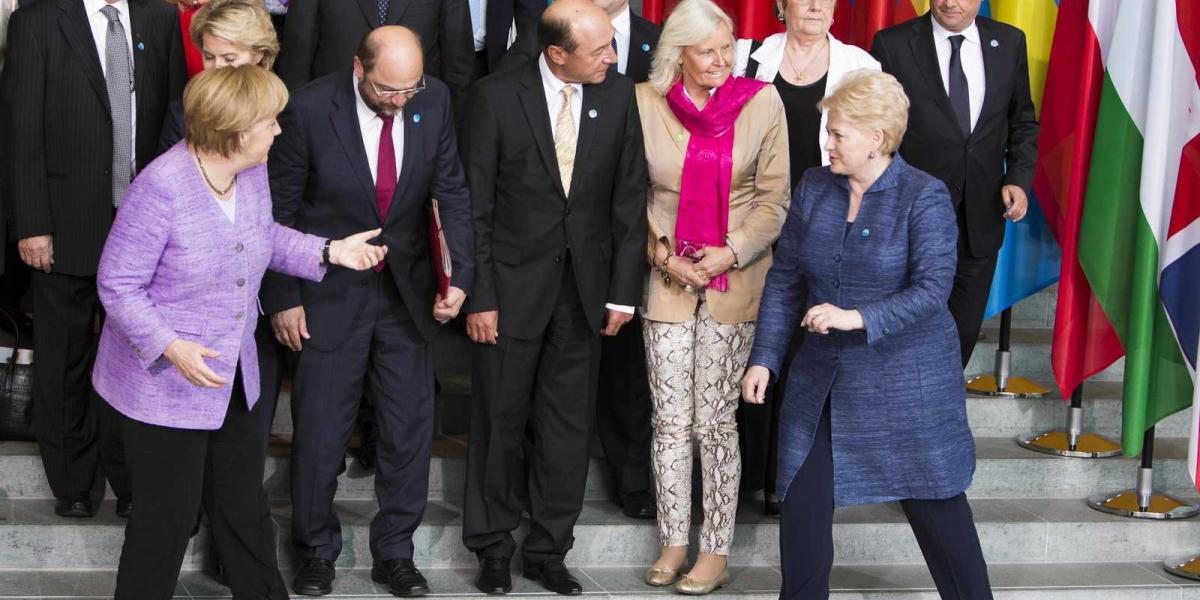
left=778, top=399, right=992, bottom=599
left=596, top=313, right=654, bottom=498
left=642, top=296, right=753, bottom=555
left=290, top=270, right=435, bottom=561
left=31, top=270, right=128, bottom=500
left=114, top=371, right=287, bottom=600
left=463, top=260, right=601, bottom=563
left=949, top=212, right=1001, bottom=367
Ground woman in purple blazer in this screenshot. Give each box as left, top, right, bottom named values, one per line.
left=93, top=65, right=387, bottom=600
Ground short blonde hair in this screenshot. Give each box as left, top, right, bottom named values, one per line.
left=647, top=0, right=734, bottom=96
left=818, top=69, right=909, bottom=154
left=190, top=0, right=280, bottom=69
left=184, top=64, right=288, bottom=158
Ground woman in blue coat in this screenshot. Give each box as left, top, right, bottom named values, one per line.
left=741, top=70, right=992, bottom=600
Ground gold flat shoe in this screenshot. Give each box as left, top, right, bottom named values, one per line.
left=644, top=566, right=683, bottom=586
left=673, top=568, right=731, bottom=595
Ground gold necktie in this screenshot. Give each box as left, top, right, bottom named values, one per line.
left=553, top=86, right=577, bottom=195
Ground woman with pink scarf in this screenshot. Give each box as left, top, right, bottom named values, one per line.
left=635, top=0, right=790, bottom=593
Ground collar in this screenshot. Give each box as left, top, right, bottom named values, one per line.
left=84, top=0, right=129, bottom=19
left=930, top=15, right=980, bottom=46
left=352, top=76, right=403, bottom=126
left=611, top=5, right=630, bottom=37
left=538, top=54, right=582, bottom=98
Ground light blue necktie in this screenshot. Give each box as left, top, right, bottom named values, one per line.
left=468, top=0, right=482, bottom=32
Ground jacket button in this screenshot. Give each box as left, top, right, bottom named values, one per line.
left=833, top=279, right=840, bottom=288
left=884, top=328, right=891, bottom=335
left=236, top=278, right=246, bottom=287
left=563, top=207, right=571, bottom=216
left=833, top=254, right=841, bottom=263
left=235, top=311, right=244, bottom=320
left=235, top=242, right=244, bottom=252
left=102, top=168, right=111, bottom=175
left=554, top=254, right=563, bottom=264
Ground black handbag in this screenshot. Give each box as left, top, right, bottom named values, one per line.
left=0, top=308, right=34, bottom=441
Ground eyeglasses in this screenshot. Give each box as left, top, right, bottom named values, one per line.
left=793, top=0, right=836, bottom=7
left=369, top=75, right=426, bottom=98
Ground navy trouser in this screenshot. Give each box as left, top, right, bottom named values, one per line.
left=778, top=400, right=993, bottom=599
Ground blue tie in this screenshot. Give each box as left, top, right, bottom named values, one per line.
left=377, top=0, right=389, bottom=24
left=948, top=34, right=971, bottom=137
left=468, top=0, right=482, bottom=32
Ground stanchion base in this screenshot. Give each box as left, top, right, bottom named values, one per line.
left=1163, top=555, right=1200, bottom=581
left=1016, top=431, right=1123, bottom=458
left=1087, top=490, right=1200, bottom=519
left=965, top=375, right=1049, bottom=398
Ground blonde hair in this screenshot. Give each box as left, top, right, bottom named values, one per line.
left=647, top=0, right=734, bottom=96
left=818, top=69, right=909, bottom=154
left=184, top=64, right=288, bottom=158
left=190, top=0, right=280, bottom=69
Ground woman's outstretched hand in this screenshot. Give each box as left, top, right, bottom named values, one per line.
left=330, top=229, right=389, bottom=270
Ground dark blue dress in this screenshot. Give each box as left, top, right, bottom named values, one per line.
left=748, top=155, right=975, bottom=505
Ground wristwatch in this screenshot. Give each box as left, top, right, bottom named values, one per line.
left=321, top=240, right=331, bottom=265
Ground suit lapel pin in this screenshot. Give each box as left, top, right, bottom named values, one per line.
left=990, top=39, right=999, bottom=48
left=675, top=132, right=684, bottom=142
left=641, top=43, right=650, bottom=52
left=860, top=228, right=870, bottom=238
left=413, top=113, right=421, bottom=123
left=137, top=42, right=145, bottom=52
left=588, top=109, right=598, bottom=119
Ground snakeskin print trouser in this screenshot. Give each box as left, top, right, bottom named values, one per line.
left=642, top=296, right=755, bottom=555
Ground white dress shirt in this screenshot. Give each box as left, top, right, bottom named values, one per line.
left=931, top=16, right=985, bottom=133
left=471, top=0, right=488, bottom=52
left=537, top=56, right=632, bottom=315
left=354, top=80, right=405, bottom=186
left=611, top=5, right=631, bottom=75
left=84, top=0, right=137, bottom=171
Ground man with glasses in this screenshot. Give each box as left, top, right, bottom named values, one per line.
left=262, top=26, right=475, bottom=597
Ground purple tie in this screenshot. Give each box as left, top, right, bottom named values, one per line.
left=374, top=114, right=396, bottom=271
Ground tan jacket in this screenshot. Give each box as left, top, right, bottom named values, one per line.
left=636, top=82, right=790, bottom=324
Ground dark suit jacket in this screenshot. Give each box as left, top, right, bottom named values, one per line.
left=262, top=71, right=475, bottom=347
left=870, top=14, right=1038, bottom=258
left=158, top=98, right=185, bottom=154
left=276, top=0, right=473, bottom=118
left=496, top=12, right=660, bottom=83
left=1, top=0, right=185, bottom=276
left=463, top=60, right=647, bottom=339
left=485, top=0, right=544, bottom=71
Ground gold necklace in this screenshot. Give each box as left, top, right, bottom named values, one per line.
left=784, top=38, right=828, bottom=83
left=195, top=148, right=236, bottom=196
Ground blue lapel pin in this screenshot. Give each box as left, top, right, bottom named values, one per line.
left=641, top=43, right=650, bottom=52
left=413, top=113, right=421, bottom=123
left=990, top=39, right=999, bottom=48
left=860, top=228, right=870, bottom=238
left=137, top=42, right=145, bottom=52
left=588, top=109, right=598, bottom=119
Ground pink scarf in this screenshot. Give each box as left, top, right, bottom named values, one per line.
left=666, top=76, right=767, bottom=292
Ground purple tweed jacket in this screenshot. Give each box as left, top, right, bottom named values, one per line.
left=93, top=142, right=327, bottom=430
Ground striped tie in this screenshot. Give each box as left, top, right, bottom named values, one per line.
left=101, top=5, right=132, bottom=207
left=553, top=86, right=576, bottom=195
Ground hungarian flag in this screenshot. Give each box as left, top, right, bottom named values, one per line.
left=1066, top=1, right=1200, bottom=467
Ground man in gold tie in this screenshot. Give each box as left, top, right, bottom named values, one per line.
left=460, top=0, right=648, bottom=594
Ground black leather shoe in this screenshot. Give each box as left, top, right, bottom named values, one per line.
left=54, top=495, right=95, bottom=518
left=292, top=558, right=335, bottom=596
left=619, top=491, right=657, bottom=520
left=764, top=495, right=780, bottom=517
left=475, top=557, right=512, bottom=595
left=524, top=560, right=582, bottom=595
left=115, top=497, right=132, bottom=519
left=371, top=558, right=429, bottom=597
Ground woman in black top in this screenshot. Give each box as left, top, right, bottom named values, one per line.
left=732, top=0, right=880, bottom=514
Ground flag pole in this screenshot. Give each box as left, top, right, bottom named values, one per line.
left=966, top=308, right=1050, bottom=397
left=1087, top=427, right=1198, bottom=519
left=1018, top=382, right=1122, bottom=458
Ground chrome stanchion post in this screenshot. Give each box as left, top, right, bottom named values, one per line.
left=1088, top=427, right=1198, bottom=519
left=966, top=309, right=1049, bottom=397
left=1018, top=383, right=1122, bottom=458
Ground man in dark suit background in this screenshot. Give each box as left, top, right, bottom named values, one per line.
left=264, top=26, right=474, bottom=597
left=276, top=0, right=473, bottom=118
left=870, top=0, right=1038, bottom=366
left=489, top=0, right=661, bottom=523
left=471, top=0, right=545, bottom=78
left=1, top=0, right=185, bottom=519
left=461, top=0, right=647, bottom=594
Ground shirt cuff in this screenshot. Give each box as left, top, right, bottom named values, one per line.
left=605, top=303, right=635, bottom=314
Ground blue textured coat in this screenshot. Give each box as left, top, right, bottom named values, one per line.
left=748, top=155, right=975, bottom=506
